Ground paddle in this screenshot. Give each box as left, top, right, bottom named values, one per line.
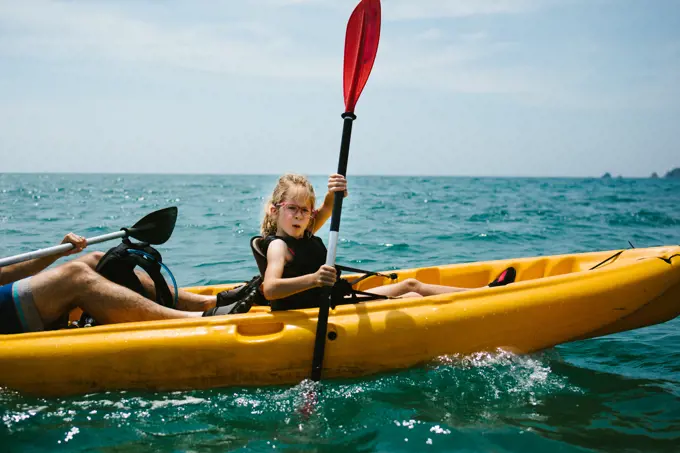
left=311, top=0, right=381, bottom=382
left=0, top=207, right=178, bottom=268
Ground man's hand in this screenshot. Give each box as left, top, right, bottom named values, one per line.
left=60, top=233, right=87, bottom=256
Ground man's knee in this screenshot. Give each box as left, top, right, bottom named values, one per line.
left=88, top=251, right=105, bottom=262
left=403, top=278, right=421, bottom=292
left=61, top=261, right=99, bottom=287
left=77, top=251, right=105, bottom=269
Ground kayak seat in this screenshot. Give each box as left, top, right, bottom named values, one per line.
left=250, top=236, right=268, bottom=276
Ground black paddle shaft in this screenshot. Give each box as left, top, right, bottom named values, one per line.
left=311, top=112, right=356, bottom=382
left=329, top=112, right=356, bottom=231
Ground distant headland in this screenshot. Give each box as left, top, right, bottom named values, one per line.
left=601, top=168, right=680, bottom=179
left=664, top=168, right=680, bottom=179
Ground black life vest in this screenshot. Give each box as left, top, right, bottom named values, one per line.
left=261, top=232, right=327, bottom=311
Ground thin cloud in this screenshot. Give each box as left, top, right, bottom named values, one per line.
left=416, top=28, right=448, bottom=42
left=258, top=0, right=551, bottom=20
left=0, top=1, right=335, bottom=79
left=386, top=0, right=547, bottom=20
left=0, top=0, right=676, bottom=110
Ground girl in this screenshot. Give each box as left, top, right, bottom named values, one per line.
left=260, top=174, right=514, bottom=311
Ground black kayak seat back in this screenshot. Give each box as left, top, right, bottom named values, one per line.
left=251, top=236, right=267, bottom=276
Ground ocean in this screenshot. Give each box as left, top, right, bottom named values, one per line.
left=1, top=173, right=679, bottom=452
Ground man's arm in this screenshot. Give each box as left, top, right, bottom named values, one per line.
left=0, top=233, right=87, bottom=285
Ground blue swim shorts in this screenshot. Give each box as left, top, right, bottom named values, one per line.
left=0, top=278, right=44, bottom=334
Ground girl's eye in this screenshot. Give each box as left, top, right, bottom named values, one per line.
left=281, top=204, right=311, bottom=217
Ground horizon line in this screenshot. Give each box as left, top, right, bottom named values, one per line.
left=1, top=171, right=676, bottom=179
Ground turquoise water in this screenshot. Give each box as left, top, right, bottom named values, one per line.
left=1, top=174, right=679, bottom=452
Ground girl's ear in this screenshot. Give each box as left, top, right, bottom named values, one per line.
left=269, top=204, right=277, bottom=216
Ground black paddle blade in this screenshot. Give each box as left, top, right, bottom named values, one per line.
left=124, top=207, right=178, bottom=245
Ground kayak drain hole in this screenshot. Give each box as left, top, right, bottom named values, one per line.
left=328, top=331, right=338, bottom=341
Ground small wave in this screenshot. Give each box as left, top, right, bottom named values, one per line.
left=596, top=195, right=639, bottom=203
left=432, top=349, right=579, bottom=404
left=202, top=225, right=230, bottom=231
left=468, top=210, right=513, bottom=223
left=378, top=242, right=410, bottom=250
left=194, top=259, right=247, bottom=268
left=607, top=210, right=679, bottom=227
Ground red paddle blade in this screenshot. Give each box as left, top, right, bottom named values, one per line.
left=343, top=0, right=381, bottom=113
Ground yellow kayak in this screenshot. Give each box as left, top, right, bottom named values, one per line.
left=1, top=245, right=679, bottom=396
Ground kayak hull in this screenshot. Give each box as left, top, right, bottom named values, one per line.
left=1, top=246, right=679, bottom=396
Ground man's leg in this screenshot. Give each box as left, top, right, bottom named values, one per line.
left=74, top=251, right=104, bottom=269
left=134, top=274, right=216, bottom=312
left=75, top=251, right=216, bottom=312
left=28, top=261, right=202, bottom=327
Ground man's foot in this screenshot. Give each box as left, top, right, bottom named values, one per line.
left=489, top=267, right=516, bottom=287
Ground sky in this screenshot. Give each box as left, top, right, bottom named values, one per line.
left=0, top=0, right=678, bottom=177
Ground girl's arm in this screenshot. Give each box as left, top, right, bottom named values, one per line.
left=261, top=239, right=336, bottom=300
left=312, top=174, right=348, bottom=233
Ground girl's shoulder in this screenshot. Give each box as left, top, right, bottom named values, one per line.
left=262, top=236, right=295, bottom=261
left=262, top=235, right=285, bottom=252
left=263, top=232, right=316, bottom=246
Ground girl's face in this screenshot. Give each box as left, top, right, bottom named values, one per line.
left=274, top=189, right=314, bottom=239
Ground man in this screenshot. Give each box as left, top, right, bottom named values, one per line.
left=0, top=233, right=216, bottom=335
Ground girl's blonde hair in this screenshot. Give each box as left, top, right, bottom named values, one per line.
left=261, top=173, right=316, bottom=237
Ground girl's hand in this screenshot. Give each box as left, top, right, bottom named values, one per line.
left=60, top=232, right=87, bottom=256
left=313, top=265, right=337, bottom=287
left=312, top=175, right=348, bottom=232
left=327, top=174, right=348, bottom=198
